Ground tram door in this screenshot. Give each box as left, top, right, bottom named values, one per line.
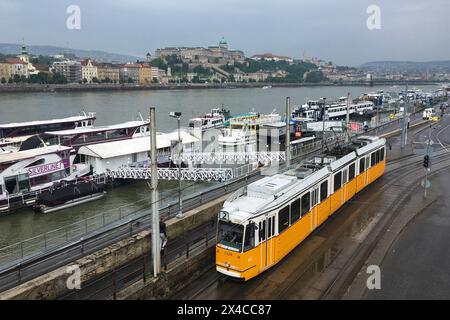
left=259, top=215, right=275, bottom=270
left=310, top=187, right=319, bottom=230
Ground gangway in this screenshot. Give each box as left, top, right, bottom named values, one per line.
left=171, top=151, right=286, bottom=164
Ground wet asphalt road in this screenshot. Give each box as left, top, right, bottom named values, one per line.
left=367, top=103, right=450, bottom=299
left=366, top=166, right=450, bottom=299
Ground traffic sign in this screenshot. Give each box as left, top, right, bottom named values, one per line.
left=389, top=113, right=395, bottom=120
left=421, top=179, right=430, bottom=189
left=432, top=116, right=439, bottom=121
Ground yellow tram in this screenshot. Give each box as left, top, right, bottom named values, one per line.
left=216, top=136, right=386, bottom=281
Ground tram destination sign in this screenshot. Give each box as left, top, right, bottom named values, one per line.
left=219, top=210, right=229, bottom=221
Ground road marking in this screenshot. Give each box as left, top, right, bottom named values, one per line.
left=435, top=124, right=450, bottom=153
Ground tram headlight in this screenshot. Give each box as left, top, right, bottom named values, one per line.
left=225, top=262, right=230, bottom=268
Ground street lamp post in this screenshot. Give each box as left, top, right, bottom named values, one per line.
left=170, top=111, right=183, bottom=218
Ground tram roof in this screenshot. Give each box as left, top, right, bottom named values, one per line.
left=222, top=136, right=386, bottom=223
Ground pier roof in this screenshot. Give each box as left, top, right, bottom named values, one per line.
left=78, top=131, right=198, bottom=159
left=44, top=120, right=149, bottom=136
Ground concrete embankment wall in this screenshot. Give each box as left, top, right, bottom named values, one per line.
left=0, top=80, right=444, bottom=93
left=0, top=231, right=150, bottom=300
left=0, top=192, right=228, bottom=300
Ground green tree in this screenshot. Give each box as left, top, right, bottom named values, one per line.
left=83, top=78, right=88, bottom=84
left=150, top=58, right=167, bottom=70
left=1, top=77, right=6, bottom=84
left=181, top=63, right=189, bottom=73
left=8, top=77, right=13, bottom=84
left=127, top=77, right=134, bottom=83
left=52, top=72, right=67, bottom=84
left=304, top=71, right=324, bottom=83
left=92, top=77, right=99, bottom=83
left=29, top=72, right=50, bottom=84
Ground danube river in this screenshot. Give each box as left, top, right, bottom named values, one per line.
left=0, top=85, right=441, bottom=250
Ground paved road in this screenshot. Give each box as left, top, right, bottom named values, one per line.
left=366, top=109, right=450, bottom=299
left=366, top=166, right=450, bottom=299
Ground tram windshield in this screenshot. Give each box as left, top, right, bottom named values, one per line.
left=217, top=220, right=244, bottom=251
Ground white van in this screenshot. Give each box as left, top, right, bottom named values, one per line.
left=423, top=108, right=435, bottom=120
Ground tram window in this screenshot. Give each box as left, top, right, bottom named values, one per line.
left=218, top=221, right=244, bottom=251
left=375, top=150, right=380, bottom=163
left=334, top=172, right=342, bottom=192
left=259, top=220, right=266, bottom=242
left=301, top=192, right=310, bottom=216
left=320, top=181, right=328, bottom=201
left=291, top=198, right=301, bottom=223
left=349, top=163, right=356, bottom=180
left=278, top=206, right=290, bottom=233
left=380, top=148, right=385, bottom=161
left=267, top=218, right=275, bottom=238
left=243, top=223, right=255, bottom=251
left=359, top=158, right=365, bottom=174
left=371, top=152, right=376, bottom=167
left=311, top=189, right=318, bottom=207
left=272, top=216, right=275, bottom=235
left=343, top=169, right=348, bottom=184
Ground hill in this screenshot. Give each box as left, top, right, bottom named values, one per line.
left=359, top=60, right=450, bottom=73
left=0, top=43, right=142, bottom=63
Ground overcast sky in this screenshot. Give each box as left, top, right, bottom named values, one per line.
left=0, top=0, right=449, bottom=66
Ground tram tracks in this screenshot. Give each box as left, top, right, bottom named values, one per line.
left=277, top=151, right=450, bottom=300
left=318, top=162, right=450, bottom=300
left=183, top=148, right=450, bottom=300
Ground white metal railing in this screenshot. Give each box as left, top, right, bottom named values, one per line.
left=106, top=167, right=234, bottom=182
left=171, top=151, right=285, bottom=164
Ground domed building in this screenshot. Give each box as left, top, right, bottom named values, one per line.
left=17, top=42, right=38, bottom=75
left=218, top=37, right=228, bottom=50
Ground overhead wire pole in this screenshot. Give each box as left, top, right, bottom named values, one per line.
left=401, top=82, right=409, bottom=149
left=285, top=97, right=291, bottom=168
left=345, top=92, right=350, bottom=143
left=170, top=112, right=183, bottom=218
left=424, top=124, right=431, bottom=198
left=150, top=106, right=160, bottom=277
left=321, top=98, right=327, bottom=164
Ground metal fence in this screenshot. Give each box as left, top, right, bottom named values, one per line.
left=59, top=253, right=151, bottom=300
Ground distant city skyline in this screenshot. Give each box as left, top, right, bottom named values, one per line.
left=1, top=0, right=449, bottom=66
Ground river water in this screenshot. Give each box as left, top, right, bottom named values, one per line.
left=0, top=85, right=441, bottom=249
